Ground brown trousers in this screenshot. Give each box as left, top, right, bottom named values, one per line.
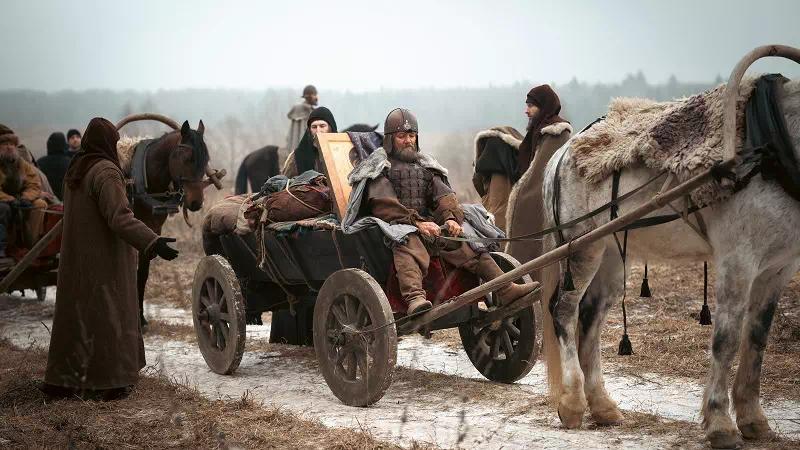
left=393, top=234, right=479, bottom=304
left=24, top=199, right=47, bottom=245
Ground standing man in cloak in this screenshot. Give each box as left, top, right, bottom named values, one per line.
left=285, top=85, right=318, bottom=155
left=505, top=85, right=572, bottom=268
left=281, top=106, right=337, bottom=178
left=43, top=118, right=179, bottom=400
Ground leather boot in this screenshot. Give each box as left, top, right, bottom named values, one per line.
left=406, top=296, right=433, bottom=315
left=468, top=253, right=538, bottom=305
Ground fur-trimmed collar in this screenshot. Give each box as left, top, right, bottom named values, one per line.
left=473, top=126, right=524, bottom=164
left=348, top=147, right=448, bottom=185
left=541, top=121, right=573, bottom=137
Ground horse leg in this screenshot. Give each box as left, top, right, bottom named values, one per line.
left=551, top=241, right=606, bottom=429
left=578, top=245, right=624, bottom=426
left=137, top=253, right=150, bottom=330
left=702, top=256, right=752, bottom=449
left=733, top=262, right=797, bottom=440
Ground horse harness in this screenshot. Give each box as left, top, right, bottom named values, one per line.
left=129, top=138, right=189, bottom=216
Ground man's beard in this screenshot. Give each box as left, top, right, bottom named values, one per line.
left=0, top=152, right=18, bottom=164
left=393, top=146, right=419, bottom=163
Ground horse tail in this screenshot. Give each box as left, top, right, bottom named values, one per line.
left=235, top=158, right=249, bottom=195
left=540, top=262, right=563, bottom=405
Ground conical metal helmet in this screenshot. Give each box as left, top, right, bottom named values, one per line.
left=384, top=108, right=418, bottom=135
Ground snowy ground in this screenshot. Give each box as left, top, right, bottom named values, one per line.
left=3, top=288, right=799, bottom=449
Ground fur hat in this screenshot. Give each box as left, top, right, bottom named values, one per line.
left=0, top=124, right=19, bottom=146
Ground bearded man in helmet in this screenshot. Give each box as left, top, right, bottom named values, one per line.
left=361, top=108, right=537, bottom=315
left=285, top=85, right=319, bottom=154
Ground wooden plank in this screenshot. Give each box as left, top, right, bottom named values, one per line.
left=316, top=133, right=356, bottom=220
left=0, top=219, right=63, bottom=293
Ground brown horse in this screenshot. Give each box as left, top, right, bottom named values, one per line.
left=116, top=114, right=225, bottom=328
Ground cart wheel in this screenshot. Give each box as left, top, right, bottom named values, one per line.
left=192, top=255, right=246, bottom=375
left=314, top=269, right=397, bottom=407
left=35, top=286, right=47, bottom=302
left=459, top=252, right=539, bottom=383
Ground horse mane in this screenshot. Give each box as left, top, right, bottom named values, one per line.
left=183, top=128, right=211, bottom=178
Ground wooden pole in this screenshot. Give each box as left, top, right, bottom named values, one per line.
left=406, top=159, right=736, bottom=328
left=0, top=219, right=62, bottom=293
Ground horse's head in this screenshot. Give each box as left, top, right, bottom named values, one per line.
left=170, top=120, right=224, bottom=212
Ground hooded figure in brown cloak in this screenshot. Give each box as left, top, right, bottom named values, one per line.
left=43, top=117, right=179, bottom=400
left=506, top=85, right=572, bottom=267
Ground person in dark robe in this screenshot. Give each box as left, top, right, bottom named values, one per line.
left=37, top=132, right=72, bottom=200
left=516, top=84, right=568, bottom=176
left=281, top=106, right=338, bottom=177
left=42, top=117, right=179, bottom=401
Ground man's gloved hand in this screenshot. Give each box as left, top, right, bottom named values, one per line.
left=152, top=237, right=179, bottom=261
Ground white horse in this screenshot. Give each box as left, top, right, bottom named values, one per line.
left=538, top=74, right=800, bottom=448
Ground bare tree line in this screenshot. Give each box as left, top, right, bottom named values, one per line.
left=0, top=74, right=719, bottom=197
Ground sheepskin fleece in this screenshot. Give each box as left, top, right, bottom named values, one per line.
left=116, top=135, right=151, bottom=176
left=571, top=77, right=759, bottom=206
left=473, top=126, right=523, bottom=165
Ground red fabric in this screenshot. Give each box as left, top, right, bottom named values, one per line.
left=385, top=257, right=479, bottom=315
left=8, top=205, right=63, bottom=263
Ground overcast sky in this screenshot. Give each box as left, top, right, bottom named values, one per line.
left=2, top=0, right=799, bottom=92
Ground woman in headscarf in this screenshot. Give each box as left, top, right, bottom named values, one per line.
left=43, top=117, right=179, bottom=400
left=505, top=84, right=573, bottom=264
left=281, top=106, right=338, bottom=178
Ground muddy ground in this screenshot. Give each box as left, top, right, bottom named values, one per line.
left=1, top=209, right=799, bottom=449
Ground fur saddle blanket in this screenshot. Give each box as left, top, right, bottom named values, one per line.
left=116, top=135, right=151, bottom=176
left=571, top=77, right=760, bottom=206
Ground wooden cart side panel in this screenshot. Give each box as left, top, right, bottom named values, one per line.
left=316, top=132, right=355, bottom=220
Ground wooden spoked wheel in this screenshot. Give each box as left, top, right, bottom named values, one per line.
left=459, top=252, right=539, bottom=383
left=313, top=269, right=397, bottom=407
left=192, top=255, right=246, bottom=375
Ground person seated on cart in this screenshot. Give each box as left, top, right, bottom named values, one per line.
left=0, top=125, right=46, bottom=264
left=282, top=106, right=338, bottom=178
left=359, top=108, right=537, bottom=315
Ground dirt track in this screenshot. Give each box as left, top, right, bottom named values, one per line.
left=2, top=288, right=799, bottom=450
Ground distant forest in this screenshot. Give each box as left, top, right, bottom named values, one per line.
left=0, top=73, right=721, bottom=198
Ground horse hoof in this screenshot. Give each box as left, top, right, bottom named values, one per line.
left=557, top=405, right=584, bottom=429
left=707, top=430, right=743, bottom=449
left=738, top=421, right=775, bottom=440
left=591, top=407, right=624, bottom=426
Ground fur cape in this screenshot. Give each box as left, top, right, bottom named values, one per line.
left=570, top=77, right=763, bottom=206
left=473, top=126, right=524, bottom=167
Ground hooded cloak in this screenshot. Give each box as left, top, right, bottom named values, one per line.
left=517, top=85, right=568, bottom=175
left=294, top=107, right=338, bottom=175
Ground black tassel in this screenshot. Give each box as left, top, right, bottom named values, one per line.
left=639, top=264, right=652, bottom=298
left=563, top=258, right=576, bottom=291
left=699, top=304, right=712, bottom=325
left=618, top=333, right=633, bottom=355
left=699, top=262, right=712, bottom=325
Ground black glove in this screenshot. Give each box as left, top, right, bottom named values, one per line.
left=152, top=237, right=179, bottom=261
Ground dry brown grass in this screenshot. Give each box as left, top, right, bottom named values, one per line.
left=0, top=339, right=428, bottom=449
left=603, top=263, right=800, bottom=401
